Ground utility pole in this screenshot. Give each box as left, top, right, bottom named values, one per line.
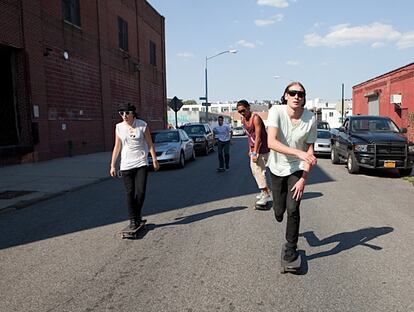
left=341, top=83, right=344, bottom=123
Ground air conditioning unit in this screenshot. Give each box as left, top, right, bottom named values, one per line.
left=390, top=94, right=402, bottom=105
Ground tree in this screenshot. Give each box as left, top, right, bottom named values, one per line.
left=183, top=100, right=197, bottom=105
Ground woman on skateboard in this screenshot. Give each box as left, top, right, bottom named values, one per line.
left=110, top=103, right=159, bottom=230
left=267, top=82, right=317, bottom=262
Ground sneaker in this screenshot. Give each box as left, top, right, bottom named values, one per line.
left=256, top=191, right=265, bottom=199
left=128, top=220, right=139, bottom=230
left=283, top=245, right=298, bottom=262
left=216, top=167, right=225, bottom=172
left=256, top=193, right=272, bottom=206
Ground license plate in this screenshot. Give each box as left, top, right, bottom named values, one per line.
left=384, top=161, right=396, bottom=168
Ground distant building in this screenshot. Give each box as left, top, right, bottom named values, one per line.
left=353, top=62, right=414, bottom=142
left=306, top=98, right=352, bottom=128
left=0, top=0, right=166, bottom=165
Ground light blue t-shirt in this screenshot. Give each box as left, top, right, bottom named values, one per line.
left=213, top=124, right=231, bottom=142
left=267, top=105, right=317, bottom=176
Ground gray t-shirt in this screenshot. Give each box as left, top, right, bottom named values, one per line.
left=116, top=119, right=149, bottom=170
left=267, top=105, right=317, bottom=176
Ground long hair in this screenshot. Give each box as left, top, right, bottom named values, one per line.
left=280, top=82, right=306, bottom=107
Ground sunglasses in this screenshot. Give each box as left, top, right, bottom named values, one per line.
left=237, top=109, right=247, bottom=114
left=287, top=90, right=305, bottom=98
left=119, top=111, right=133, bottom=117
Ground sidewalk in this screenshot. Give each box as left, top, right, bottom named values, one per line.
left=0, top=152, right=112, bottom=213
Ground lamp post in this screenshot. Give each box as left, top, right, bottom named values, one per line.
left=204, top=49, right=237, bottom=123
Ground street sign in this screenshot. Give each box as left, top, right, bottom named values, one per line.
left=168, top=96, right=184, bottom=112
left=199, top=96, right=206, bottom=100
left=201, top=102, right=211, bottom=107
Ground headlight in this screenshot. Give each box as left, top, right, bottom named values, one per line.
left=165, top=147, right=178, bottom=155
left=195, top=138, right=205, bottom=142
left=354, top=144, right=368, bottom=152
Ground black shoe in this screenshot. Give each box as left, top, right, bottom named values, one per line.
left=128, top=220, right=139, bottom=230
left=275, top=214, right=283, bottom=222
left=225, top=164, right=229, bottom=170
left=216, top=167, right=225, bottom=172
left=283, top=245, right=298, bottom=262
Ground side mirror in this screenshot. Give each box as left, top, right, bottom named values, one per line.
left=400, top=127, right=407, bottom=134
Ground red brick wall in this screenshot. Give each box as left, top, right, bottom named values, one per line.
left=0, top=0, right=166, bottom=163
left=352, top=63, right=414, bottom=142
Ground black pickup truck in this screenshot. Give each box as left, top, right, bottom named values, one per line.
left=330, top=115, right=414, bottom=176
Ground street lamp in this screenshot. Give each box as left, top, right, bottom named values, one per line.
left=204, top=49, right=237, bottom=123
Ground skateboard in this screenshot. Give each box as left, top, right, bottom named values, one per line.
left=120, top=219, right=147, bottom=239
left=280, top=244, right=301, bottom=274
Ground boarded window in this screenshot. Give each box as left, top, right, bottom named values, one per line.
left=62, top=0, right=81, bottom=26
left=118, top=17, right=129, bottom=51
left=150, top=41, right=156, bottom=66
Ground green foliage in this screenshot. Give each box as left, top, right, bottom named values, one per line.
left=183, top=100, right=197, bottom=105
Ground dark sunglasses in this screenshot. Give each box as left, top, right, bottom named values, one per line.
left=287, top=90, right=305, bottom=98
left=237, top=109, right=246, bottom=114
left=119, top=111, right=133, bottom=117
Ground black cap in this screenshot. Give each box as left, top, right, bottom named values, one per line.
left=117, top=103, right=136, bottom=112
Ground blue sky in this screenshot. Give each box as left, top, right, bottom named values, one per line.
left=148, top=0, right=414, bottom=103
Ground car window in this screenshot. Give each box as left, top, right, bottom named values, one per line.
left=183, top=125, right=206, bottom=134
left=180, top=130, right=189, bottom=140
left=151, top=131, right=179, bottom=143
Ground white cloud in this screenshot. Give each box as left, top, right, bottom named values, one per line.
left=304, top=23, right=401, bottom=48
left=397, top=31, right=414, bottom=49
left=237, top=40, right=256, bottom=48
left=257, top=0, right=289, bottom=8
left=255, top=14, right=283, bottom=27
left=287, top=60, right=299, bottom=66
left=177, top=52, right=195, bottom=59
left=371, top=42, right=385, bottom=48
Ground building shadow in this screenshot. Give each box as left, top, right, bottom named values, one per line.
left=300, top=226, right=394, bottom=261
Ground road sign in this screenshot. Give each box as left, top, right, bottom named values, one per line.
left=199, top=96, right=206, bottom=100
left=201, top=102, right=211, bottom=107
left=168, top=96, right=184, bottom=112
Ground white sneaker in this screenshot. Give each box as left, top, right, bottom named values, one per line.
left=256, top=191, right=265, bottom=199
left=256, top=193, right=272, bottom=206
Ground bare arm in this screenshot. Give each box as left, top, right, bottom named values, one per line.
left=110, top=129, right=122, bottom=177
left=291, top=143, right=316, bottom=201
left=144, top=127, right=160, bottom=171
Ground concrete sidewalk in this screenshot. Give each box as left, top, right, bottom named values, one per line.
left=0, top=152, right=112, bottom=213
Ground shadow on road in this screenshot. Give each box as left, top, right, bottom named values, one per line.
left=300, top=226, right=394, bottom=261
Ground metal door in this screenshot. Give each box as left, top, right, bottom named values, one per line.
left=368, top=95, right=379, bottom=116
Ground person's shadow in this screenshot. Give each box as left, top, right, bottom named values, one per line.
left=300, top=226, right=394, bottom=261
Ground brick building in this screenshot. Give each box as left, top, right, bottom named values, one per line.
left=352, top=63, right=414, bottom=142
left=0, top=0, right=166, bottom=165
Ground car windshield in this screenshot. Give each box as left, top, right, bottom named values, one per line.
left=183, top=125, right=205, bottom=134
left=317, top=131, right=331, bottom=139
left=351, top=119, right=399, bottom=132
left=151, top=131, right=179, bottom=143
left=317, top=122, right=330, bottom=130
left=235, top=127, right=243, bottom=130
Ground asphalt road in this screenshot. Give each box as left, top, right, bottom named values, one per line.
left=0, top=137, right=413, bottom=312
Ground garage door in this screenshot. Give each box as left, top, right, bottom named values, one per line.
left=368, top=95, right=379, bottom=116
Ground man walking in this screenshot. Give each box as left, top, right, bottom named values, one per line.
left=213, top=116, right=232, bottom=172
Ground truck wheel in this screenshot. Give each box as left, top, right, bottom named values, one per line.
left=398, top=168, right=412, bottom=177
left=347, top=152, right=359, bottom=174
left=331, top=148, right=340, bottom=164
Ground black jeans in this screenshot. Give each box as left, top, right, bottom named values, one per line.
left=217, top=140, right=230, bottom=168
left=270, top=170, right=303, bottom=248
left=121, top=166, right=148, bottom=222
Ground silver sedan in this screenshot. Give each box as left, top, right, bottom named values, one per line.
left=148, top=129, right=195, bottom=168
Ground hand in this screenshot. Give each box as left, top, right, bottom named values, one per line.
left=110, top=166, right=116, bottom=177
left=291, top=178, right=306, bottom=201
left=251, top=155, right=258, bottom=163
left=296, top=150, right=317, bottom=166
left=153, top=160, right=160, bottom=171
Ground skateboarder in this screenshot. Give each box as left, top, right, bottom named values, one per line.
left=236, top=100, right=272, bottom=207
left=267, top=82, right=317, bottom=263
left=213, top=116, right=232, bottom=171
left=110, top=103, right=160, bottom=231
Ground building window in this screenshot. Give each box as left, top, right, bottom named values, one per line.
left=62, top=0, right=81, bottom=26
left=118, top=17, right=128, bottom=51
left=329, top=112, right=334, bottom=117
left=149, top=41, right=156, bottom=66
left=192, top=108, right=199, bottom=112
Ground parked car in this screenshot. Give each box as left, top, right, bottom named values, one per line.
left=148, top=129, right=195, bottom=168
left=232, top=126, right=246, bottom=136
left=314, top=129, right=332, bottom=156
left=330, top=115, right=414, bottom=176
left=317, top=121, right=330, bottom=130
left=181, top=123, right=215, bottom=155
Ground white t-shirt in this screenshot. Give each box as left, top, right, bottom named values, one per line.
left=116, top=119, right=149, bottom=170
left=267, top=105, right=317, bottom=176
left=213, top=124, right=231, bottom=142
